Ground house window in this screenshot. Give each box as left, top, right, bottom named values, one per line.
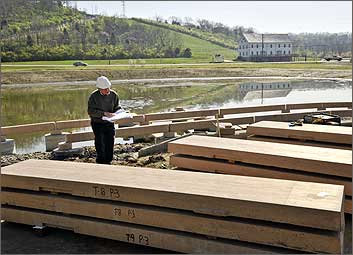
left=284, top=44, right=286, bottom=47
left=288, top=44, right=291, bottom=47
left=256, top=52, right=258, bottom=55
left=251, top=44, right=253, bottom=48
left=288, top=50, right=291, bottom=54
left=256, top=44, right=258, bottom=48
left=283, top=51, right=286, bottom=54
left=270, top=51, right=272, bottom=55
left=270, top=44, right=272, bottom=48
left=278, top=44, right=280, bottom=48
left=251, top=51, right=253, bottom=55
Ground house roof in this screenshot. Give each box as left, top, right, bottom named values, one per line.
left=242, top=33, right=291, bottom=43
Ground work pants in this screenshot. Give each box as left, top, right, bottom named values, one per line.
left=91, top=122, right=115, bottom=164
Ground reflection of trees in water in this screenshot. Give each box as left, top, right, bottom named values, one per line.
left=9, top=132, right=46, bottom=154
left=3, top=87, right=91, bottom=126
left=3, top=80, right=351, bottom=127
left=116, top=84, right=233, bottom=113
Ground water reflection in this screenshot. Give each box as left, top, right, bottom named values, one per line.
left=239, top=82, right=292, bottom=103
left=2, top=79, right=351, bottom=153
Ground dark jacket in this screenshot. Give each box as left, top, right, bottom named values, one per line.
left=87, top=89, right=121, bottom=124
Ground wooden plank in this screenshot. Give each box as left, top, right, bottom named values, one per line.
left=169, top=117, right=254, bottom=133
left=286, top=103, right=323, bottom=110
left=2, top=207, right=302, bottom=254
left=0, top=122, right=56, bottom=136
left=170, top=154, right=352, bottom=196
left=247, top=121, right=352, bottom=145
left=1, top=159, right=344, bottom=231
left=248, top=135, right=352, bottom=150
left=323, top=102, right=351, bottom=109
left=65, top=131, right=95, bottom=143
left=144, top=109, right=219, bottom=122
left=1, top=190, right=342, bottom=253
left=56, top=116, right=144, bottom=130
left=220, top=105, right=285, bottom=116
left=169, top=119, right=216, bottom=132
left=168, top=135, right=352, bottom=178
left=116, top=123, right=170, bottom=137
left=254, top=110, right=352, bottom=123
left=66, top=123, right=170, bottom=143
left=55, top=119, right=91, bottom=130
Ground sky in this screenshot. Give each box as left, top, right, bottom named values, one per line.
left=72, top=1, right=352, bottom=34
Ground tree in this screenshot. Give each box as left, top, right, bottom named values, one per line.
left=26, top=35, right=34, bottom=46
left=182, top=48, right=192, bottom=58
left=174, top=47, right=180, bottom=57
left=63, top=27, right=69, bottom=44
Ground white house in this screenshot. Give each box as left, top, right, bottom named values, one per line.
left=237, top=33, right=292, bottom=62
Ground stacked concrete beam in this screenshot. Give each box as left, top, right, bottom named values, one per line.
left=1, top=159, right=345, bottom=253
left=168, top=135, right=352, bottom=215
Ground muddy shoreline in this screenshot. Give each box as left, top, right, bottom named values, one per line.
left=2, top=67, right=352, bottom=84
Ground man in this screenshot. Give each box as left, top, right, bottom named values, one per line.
left=88, top=76, right=121, bottom=164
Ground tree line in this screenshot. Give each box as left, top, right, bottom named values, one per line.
left=0, top=0, right=351, bottom=62
left=0, top=0, right=192, bottom=62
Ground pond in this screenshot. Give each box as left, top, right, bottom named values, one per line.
left=2, top=79, right=351, bottom=154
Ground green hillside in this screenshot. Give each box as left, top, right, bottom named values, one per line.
left=0, top=0, right=236, bottom=63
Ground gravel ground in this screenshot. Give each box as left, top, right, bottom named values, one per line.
left=1, top=143, right=172, bottom=169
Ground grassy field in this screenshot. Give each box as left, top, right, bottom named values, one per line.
left=2, top=61, right=351, bottom=72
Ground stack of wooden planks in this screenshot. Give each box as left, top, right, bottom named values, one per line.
left=1, top=159, right=345, bottom=253
left=246, top=121, right=352, bottom=150
left=168, top=135, right=352, bottom=215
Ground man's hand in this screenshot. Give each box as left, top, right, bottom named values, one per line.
left=104, top=112, right=115, bottom=117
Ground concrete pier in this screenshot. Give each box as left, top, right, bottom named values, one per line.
left=0, top=136, right=15, bottom=154
left=44, top=131, right=70, bottom=151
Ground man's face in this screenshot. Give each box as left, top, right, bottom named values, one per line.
left=99, top=88, right=110, bottom=96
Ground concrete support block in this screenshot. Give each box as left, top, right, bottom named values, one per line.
left=44, top=132, right=70, bottom=151
left=138, top=133, right=192, bottom=157
left=163, top=131, right=176, bottom=138
left=53, top=147, right=84, bottom=159
left=174, top=107, right=185, bottom=112
left=133, top=135, right=154, bottom=143
left=220, top=127, right=236, bottom=136
left=58, top=142, right=72, bottom=150
left=0, top=138, right=15, bottom=154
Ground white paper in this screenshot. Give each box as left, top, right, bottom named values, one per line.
left=102, top=109, right=133, bottom=122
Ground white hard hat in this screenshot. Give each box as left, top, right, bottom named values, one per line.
left=96, top=76, right=111, bottom=89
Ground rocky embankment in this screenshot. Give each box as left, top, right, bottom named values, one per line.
left=1, top=143, right=172, bottom=169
